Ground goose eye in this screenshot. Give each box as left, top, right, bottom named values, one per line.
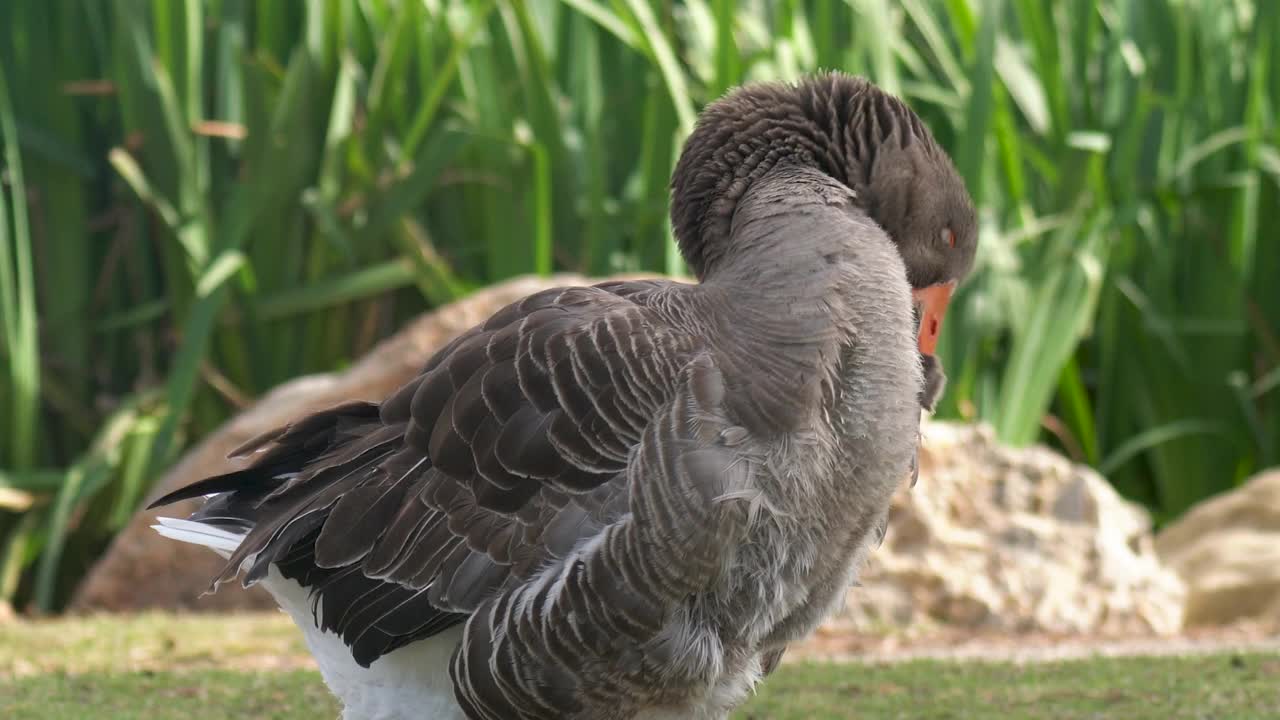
left=941, top=228, right=956, bottom=248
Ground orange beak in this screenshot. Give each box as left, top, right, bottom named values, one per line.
left=911, top=281, right=955, bottom=356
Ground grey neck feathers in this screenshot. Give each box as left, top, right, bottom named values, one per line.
left=699, top=165, right=918, bottom=436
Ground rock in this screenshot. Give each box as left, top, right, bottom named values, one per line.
left=1155, top=468, right=1280, bottom=626
left=71, top=274, right=592, bottom=612
left=826, top=422, right=1186, bottom=637
left=75, top=274, right=1186, bottom=640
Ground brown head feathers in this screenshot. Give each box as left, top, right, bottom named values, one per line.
left=670, top=72, right=977, bottom=288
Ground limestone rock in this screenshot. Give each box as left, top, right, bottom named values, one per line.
left=1155, top=468, right=1280, bottom=626
left=827, top=422, right=1186, bottom=636
left=75, top=274, right=1185, bottom=640
left=71, top=274, right=591, bottom=612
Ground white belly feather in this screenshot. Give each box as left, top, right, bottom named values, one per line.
left=153, top=517, right=467, bottom=720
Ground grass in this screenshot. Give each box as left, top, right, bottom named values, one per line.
left=3, top=614, right=1280, bottom=719
left=0, top=1, right=1277, bottom=612
left=3, top=672, right=333, bottom=720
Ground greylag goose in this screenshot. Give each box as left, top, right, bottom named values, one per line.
left=150, top=73, right=976, bottom=720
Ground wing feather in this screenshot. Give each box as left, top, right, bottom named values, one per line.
left=156, top=280, right=708, bottom=668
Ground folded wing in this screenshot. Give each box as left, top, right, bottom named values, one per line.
left=150, top=281, right=707, bottom=667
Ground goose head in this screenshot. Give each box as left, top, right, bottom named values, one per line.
left=670, top=73, right=977, bottom=359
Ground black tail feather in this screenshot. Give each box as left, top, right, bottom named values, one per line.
left=146, top=467, right=291, bottom=510
left=146, top=401, right=383, bottom=511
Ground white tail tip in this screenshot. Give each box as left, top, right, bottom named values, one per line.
left=152, top=516, right=245, bottom=556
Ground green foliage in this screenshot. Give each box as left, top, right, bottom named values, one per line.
left=0, top=0, right=1275, bottom=611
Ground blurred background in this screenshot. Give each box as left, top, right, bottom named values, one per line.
left=0, top=0, right=1274, bottom=614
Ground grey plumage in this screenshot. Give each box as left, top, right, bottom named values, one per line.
left=149, top=72, right=977, bottom=719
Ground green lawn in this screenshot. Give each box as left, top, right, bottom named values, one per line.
left=2, top=614, right=1278, bottom=719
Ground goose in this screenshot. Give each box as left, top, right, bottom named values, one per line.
left=150, top=72, right=977, bottom=720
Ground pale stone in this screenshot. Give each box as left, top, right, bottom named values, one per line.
left=1155, top=469, right=1280, bottom=626
left=830, top=422, right=1186, bottom=636
left=75, top=274, right=1186, bottom=640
